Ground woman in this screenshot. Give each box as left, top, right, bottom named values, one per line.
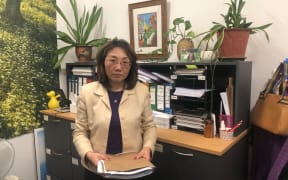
left=73, top=39, right=157, bottom=179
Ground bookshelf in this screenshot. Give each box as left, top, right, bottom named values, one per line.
left=138, top=61, right=252, bottom=136
left=138, top=61, right=251, bottom=180
left=66, top=61, right=97, bottom=99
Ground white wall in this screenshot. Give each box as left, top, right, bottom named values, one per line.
left=57, top=0, right=288, bottom=108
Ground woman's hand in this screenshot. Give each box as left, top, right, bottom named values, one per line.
left=85, top=151, right=110, bottom=167
left=135, top=147, right=151, bottom=161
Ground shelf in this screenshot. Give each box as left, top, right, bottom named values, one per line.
left=139, top=61, right=252, bottom=136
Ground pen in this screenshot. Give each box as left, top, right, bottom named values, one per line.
left=228, top=120, right=243, bottom=132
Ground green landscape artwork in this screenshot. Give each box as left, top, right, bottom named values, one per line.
left=0, top=0, right=59, bottom=138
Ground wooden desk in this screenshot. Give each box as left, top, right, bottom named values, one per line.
left=40, top=109, right=248, bottom=156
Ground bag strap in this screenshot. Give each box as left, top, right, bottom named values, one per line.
left=279, top=63, right=288, bottom=104
left=260, top=64, right=283, bottom=98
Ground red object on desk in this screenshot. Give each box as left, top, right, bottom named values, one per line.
left=229, top=120, right=243, bottom=132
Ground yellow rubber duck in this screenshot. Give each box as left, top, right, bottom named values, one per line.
left=46, top=90, right=61, bottom=109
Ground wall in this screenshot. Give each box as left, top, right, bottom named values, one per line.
left=57, top=0, right=288, bottom=108
left=6, top=133, right=37, bottom=180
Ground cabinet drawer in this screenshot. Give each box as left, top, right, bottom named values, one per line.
left=170, top=146, right=220, bottom=179
left=44, top=116, right=72, bottom=154
left=169, top=136, right=248, bottom=180
left=151, top=142, right=177, bottom=179
left=46, top=153, right=72, bottom=180
left=72, top=157, right=85, bottom=180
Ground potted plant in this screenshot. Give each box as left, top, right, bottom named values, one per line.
left=197, top=0, right=272, bottom=58
left=52, top=0, right=109, bottom=69
left=167, top=17, right=196, bottom=60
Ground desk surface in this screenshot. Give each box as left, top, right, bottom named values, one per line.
left=40, top=109, right=248, bottom=156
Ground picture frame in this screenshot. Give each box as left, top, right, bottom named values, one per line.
left=128, top=0, right=167, bottom=60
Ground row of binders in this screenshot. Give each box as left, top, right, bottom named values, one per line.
left=138, top=68, right=174, bottom=114
left=68, top=76, right=94, bottom=96
left=68, top=66, right=95, bottom=95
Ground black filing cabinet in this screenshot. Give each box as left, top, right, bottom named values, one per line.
left=43, top=114, right=85, bottom=180
left=153, top=137, right=249, bottom=180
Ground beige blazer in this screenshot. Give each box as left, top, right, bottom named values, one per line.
left=73, top=81, right=157, bottom=172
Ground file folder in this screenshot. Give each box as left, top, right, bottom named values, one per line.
left=149, top=83, right=157, bottom=111
left=164, top=83, right=172, bottom=114
left=156, top=84, right=165, bottom=111
left=97, top=152, right=155, bottom=179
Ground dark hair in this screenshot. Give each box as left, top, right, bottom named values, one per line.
left=96, top=38, right=138, bottom=90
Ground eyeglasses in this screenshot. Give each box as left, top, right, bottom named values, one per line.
left=106, top=59, right=131, bottom=68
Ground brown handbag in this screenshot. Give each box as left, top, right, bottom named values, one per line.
left=250, top=63, right=288, bottom=136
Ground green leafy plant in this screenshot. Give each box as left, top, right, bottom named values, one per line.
left=198, top=0, right=272, bottom=51
left=51, top=0, right=109, bottom=69
left=167, top=17, right=196, bottom=55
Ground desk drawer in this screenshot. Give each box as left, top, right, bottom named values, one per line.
left=72, top=157, right=85, bottom=180
left=46, top=152, right=72, bottom=180
left=169, top=136, right=248, bottom=180
left=44, top=116, right=72, bottom=154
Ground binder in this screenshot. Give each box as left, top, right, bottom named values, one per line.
left=164, top=83, right=172, bottom=114
left=138, top=68, right=160, bottom=82
left=151, top=72, right=174, bottom=84
left=149, top=83, right=157, bottom=111
left=156, top=84, right=165, bottom=111
left=97, top=152, right=155, bottom=179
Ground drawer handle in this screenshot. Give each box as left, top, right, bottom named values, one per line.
left=51, top=119, right=61, bottom=123
left=172, top=150, right=194, bottom=157
left=52, top=150, right=64, bottom=156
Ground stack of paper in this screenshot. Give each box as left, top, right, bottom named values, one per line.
left=153, top=111, right=174, bottom=129
left=97, top=152, right=155, bottom=179
left=173, top=87, right=212, bottom=98
left=72, top=67, right=94, bottom=76
left=174, top=112, right=207, bottom=131
left=174, top=68, right=205, bottom=75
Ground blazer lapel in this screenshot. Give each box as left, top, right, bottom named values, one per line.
left=93, top=83, right=110, bottom=109
left=120, top=89, right=135, bottom=105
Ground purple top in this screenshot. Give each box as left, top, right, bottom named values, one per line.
left=106, top=91, right=123, bottom=154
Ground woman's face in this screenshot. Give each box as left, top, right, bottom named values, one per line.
left=104, top=47, right=131, bottom=85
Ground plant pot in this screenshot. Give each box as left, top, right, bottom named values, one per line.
left=218, top=28, right=250, bottom=59
left=75, top=45, right=92, bottom=62
left=177, top=38, right=194, bottom=60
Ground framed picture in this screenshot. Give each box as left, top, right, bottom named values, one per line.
left=128, top=0, right=167, bottom=60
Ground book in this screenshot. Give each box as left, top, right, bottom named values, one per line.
left=220, top=91, right=230, bottom=115
left=97, top=152, right=155, bottom=179
left=151, top=72, right=174, bottom=84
